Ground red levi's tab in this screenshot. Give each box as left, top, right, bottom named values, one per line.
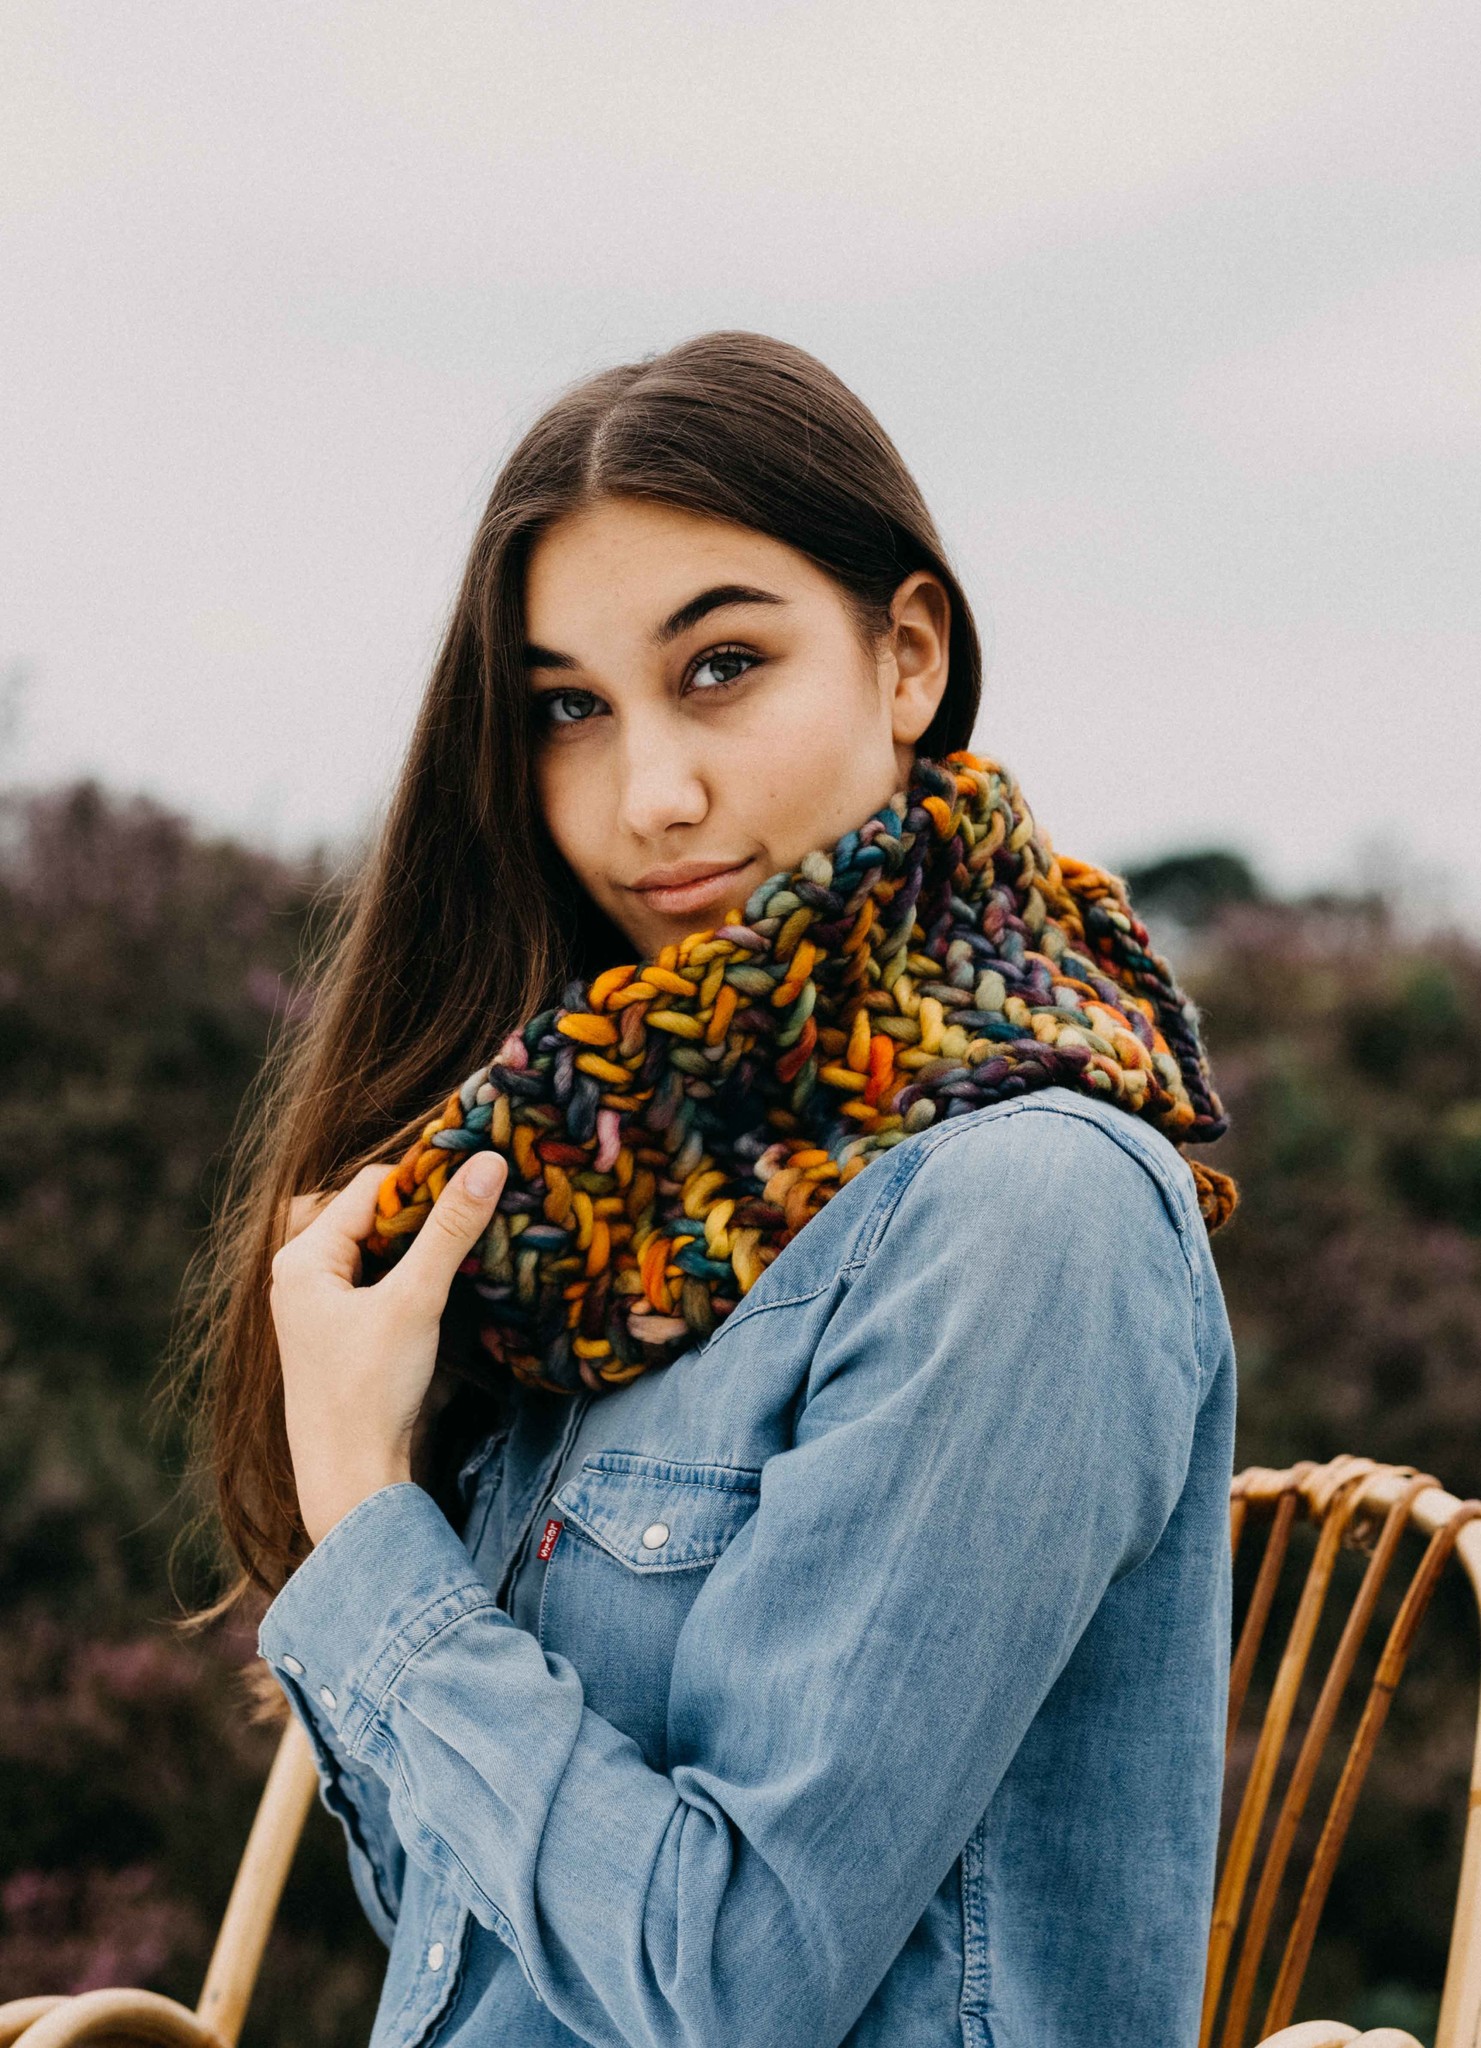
left=537, top=1518, right=564, bottom=1561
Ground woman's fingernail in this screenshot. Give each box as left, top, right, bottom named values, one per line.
left=464, top=1151, right=505, bottom=1199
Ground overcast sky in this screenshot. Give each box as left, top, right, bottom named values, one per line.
left=4, top=2, right=1478, bottom=925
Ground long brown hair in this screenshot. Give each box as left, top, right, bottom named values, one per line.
left=167, top=328, right=983, bottom=1632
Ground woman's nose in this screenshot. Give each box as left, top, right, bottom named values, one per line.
left=615, top=725, right=709, bottom=840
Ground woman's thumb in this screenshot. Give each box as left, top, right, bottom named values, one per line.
left=397, top=1148, right=508, bottom=1295
left=461, top=1150, right=508, bottom=1201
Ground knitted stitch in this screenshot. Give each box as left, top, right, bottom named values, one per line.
left=365, top=751, right=1237, bottom=1395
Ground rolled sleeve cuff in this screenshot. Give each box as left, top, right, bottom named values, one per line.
left=256, top=1481, right=503, bottom=1762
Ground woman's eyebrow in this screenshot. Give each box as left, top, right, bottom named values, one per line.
left=522, top=584, right=787, bottom=672
left=652, top=583, right=788, bottom=645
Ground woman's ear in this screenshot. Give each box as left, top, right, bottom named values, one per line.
left=881, top=571, right=951, bottom=747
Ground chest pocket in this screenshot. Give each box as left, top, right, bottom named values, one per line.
left=538, top=1452, right=762, bottom=1771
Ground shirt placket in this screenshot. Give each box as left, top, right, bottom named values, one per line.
left=453, top=1421, right=511, bottom=1554
left=493, top=1390, right=593, bottom=1614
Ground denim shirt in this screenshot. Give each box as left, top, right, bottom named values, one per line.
left=257, top=1088, right=1236, bottom=2047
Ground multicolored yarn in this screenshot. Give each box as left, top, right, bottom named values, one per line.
left=365, top=751, right=1237, bottom=1396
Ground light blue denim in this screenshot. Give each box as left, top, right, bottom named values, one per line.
left=258, top=1087, right=1236, bottom=2047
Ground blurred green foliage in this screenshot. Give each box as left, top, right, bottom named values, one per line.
left=0, top=784, right=1476, bottom=2043
left=0, top=780, right=385, bottom=2046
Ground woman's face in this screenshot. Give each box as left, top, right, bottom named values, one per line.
left=522, top=496, right=952, bottom=958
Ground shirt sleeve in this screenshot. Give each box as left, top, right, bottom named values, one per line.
left=273, top=1659, right=406, bottom=1950
left=257, top=1103, right=1210, bottom=2048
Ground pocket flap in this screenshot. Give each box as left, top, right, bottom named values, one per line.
left=553, top=1452, right=762, bottom=1573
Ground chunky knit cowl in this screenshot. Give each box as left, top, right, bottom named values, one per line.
left=365, top=751, right=1236, bottom=1396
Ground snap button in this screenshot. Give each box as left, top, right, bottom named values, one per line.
left=427, top=1941, right=446, bottom=1971
left=281, top=1655, right=305, bottom=1676
left=640, top=1521, right=670, bottom=1549
left=318, top=1685, right=338, bottom=1710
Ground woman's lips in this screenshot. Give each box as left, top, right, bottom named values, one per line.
left=630, top=859, right=755, bottom=917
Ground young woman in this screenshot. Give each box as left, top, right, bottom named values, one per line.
left=180, top=330, right=1239, bottom=2047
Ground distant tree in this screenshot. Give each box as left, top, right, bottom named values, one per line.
left=1123, top=846, right=1265, bottom=927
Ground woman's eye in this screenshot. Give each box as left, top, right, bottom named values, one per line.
left=536, top=689, right=602, bottom=729
left=689, top=647, right=758, bottom=693
left=533, top=650, right=755, bottom=733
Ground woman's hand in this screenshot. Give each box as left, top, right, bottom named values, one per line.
left=270, top=1152, right=510, bottom=1547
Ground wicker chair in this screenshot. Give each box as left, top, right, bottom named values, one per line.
left=0, top=1720, right=318, bottom=2048
left=1212, top=1458, right=1481, bottom=2048
left=4, top=1455, right=1480, bottom=2048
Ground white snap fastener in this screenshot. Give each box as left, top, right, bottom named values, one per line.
left=318, top=1685, right=337, bottom=1710
left=640, top=1521, right=670, bottom=1549
left=427, top=1941, right=446, bottom=1971
left=281, top=1655, right=304, bottom=1676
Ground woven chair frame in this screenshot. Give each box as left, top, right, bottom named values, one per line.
left=1207, top=1458, right=1481, bottom=2048
left=0, top=1715, right=319, bottom=2048
left=3, top=1456, right=1481, bottom=2048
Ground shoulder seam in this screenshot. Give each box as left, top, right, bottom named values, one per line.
left=844, top=1097, right=1205, bottom=1329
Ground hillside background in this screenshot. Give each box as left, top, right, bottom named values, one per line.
left=1, top=774, right=1478, bottom=2041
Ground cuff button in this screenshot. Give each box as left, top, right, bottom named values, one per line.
left=427, top=1942, right=446, bottom=1971
left=318, top=1685, right=338, bottom=1710
left=281, top=1655, right=305, bottom=1676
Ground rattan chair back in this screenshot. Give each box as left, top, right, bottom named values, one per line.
left=1204, top=1457, right=1481, bottom=2048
